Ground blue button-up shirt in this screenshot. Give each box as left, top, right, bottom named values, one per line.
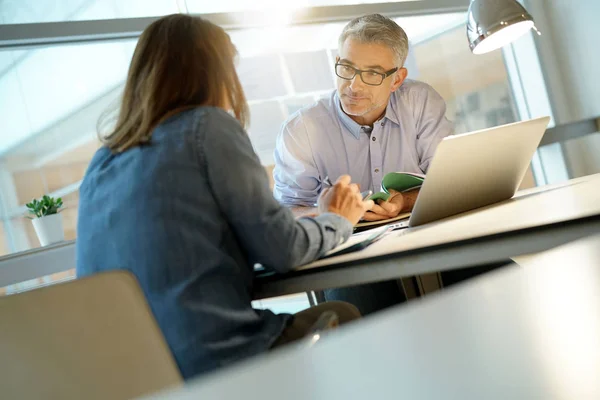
left=76, top=107, right=352, bottom=380
left=273, top=80, right=453, bottom=206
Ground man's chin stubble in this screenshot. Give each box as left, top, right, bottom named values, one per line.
left=344, top=105, right=379, bottom=117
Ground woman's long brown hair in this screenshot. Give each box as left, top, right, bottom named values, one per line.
left=100, top=14, right=249, bottom=152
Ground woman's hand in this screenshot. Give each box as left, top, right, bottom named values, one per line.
left=317, top=175, right=374, bottom=225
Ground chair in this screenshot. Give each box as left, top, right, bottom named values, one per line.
left=306, top=310, right=340, bottom=347
left=0, top=270, right=182, bottom=400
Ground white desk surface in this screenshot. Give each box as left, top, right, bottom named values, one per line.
left=145, top=233, right=600, bottom=400
left=254, top=173, right=600, bottom=298
left=302, top=173, right=600, bottom=270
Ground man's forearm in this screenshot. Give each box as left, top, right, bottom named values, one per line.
left=290, top=205, right=318, bottom=218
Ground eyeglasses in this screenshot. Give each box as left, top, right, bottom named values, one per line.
left=334, top=63, right=398, bottom=86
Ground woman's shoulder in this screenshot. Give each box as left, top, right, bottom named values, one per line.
left=147, top=107, right=243, bottom=150
left=162, top=106, right=242, bottom=131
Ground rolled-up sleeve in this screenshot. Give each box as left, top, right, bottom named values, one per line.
left=413, top=84, right=454, bottom=173
left=197, top=108, right=352, bottom=273
left=273, top=116, right=321, bottom=207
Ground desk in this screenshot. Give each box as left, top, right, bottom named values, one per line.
left=255, top=173, right=600, bottom=299
left=145, top=234, right=600, bottom=400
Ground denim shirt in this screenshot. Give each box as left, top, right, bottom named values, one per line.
left=76, top=107, right=352, bottom=379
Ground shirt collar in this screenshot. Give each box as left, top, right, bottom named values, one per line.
left=334, top=92, right=400, bottom=139
left=383, top=93, right=400, bottom=126
left=334, top=93, right=364, bottom=139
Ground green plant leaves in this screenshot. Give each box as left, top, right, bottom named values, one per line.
left=25, top=195, right=64, bottom=218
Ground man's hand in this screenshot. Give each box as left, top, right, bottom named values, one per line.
left=362, top=189, right=419, bottom=222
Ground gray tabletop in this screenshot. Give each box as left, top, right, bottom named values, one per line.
left=146, top=233, right=600, bottom=400
left=255, top=173, right=600, bottom=299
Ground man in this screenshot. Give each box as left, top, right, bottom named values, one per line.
left=273, top=14, right=453, bottom=315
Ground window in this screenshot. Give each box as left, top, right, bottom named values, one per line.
left=0, top=12, right=526, bottom=254
left=413, top=24, right=518, bottom=134
left=0, top=0, right=431, bottom=24
left=0, top=0, right=179, bottom=24
left=0, top=9, right=540, bottom=301
left=0, top=40, right=135, bottom=257
left=186, top=0, right=422, bottom=14
left=231, top=12, right=520, bottom=165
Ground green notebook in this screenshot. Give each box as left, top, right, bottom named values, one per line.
left=369, top=172, right=425, bottom=201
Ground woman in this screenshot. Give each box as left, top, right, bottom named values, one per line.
left=76, top=14, right=373, bottom=380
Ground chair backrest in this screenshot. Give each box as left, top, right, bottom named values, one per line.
left=0, top=270, right=182, bottom=400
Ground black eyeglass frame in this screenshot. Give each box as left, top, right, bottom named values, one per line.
left=334, top=62, right=399, bottom=86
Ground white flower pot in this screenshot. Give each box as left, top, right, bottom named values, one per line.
left=31, top=213, right=65, bottom=246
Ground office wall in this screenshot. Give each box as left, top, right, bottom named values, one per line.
left=527, top=0, right=600, bottom=177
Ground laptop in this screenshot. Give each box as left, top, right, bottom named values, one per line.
left=394, top=116, right=551, bottom=228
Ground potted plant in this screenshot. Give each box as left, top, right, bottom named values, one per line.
left=26, top=195, right=65, bottom=246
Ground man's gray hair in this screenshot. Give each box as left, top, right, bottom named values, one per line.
left=338, top=14, right=409, bottom=67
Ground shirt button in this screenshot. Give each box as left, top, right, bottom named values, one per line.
left=372, top=137, right=376, bottom=141
left=381, top=122, right=384, bottom=126
left=375, top=168, right=380, bottom=173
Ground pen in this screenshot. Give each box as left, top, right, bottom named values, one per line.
left=323, top=176, right=372, bottom=200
